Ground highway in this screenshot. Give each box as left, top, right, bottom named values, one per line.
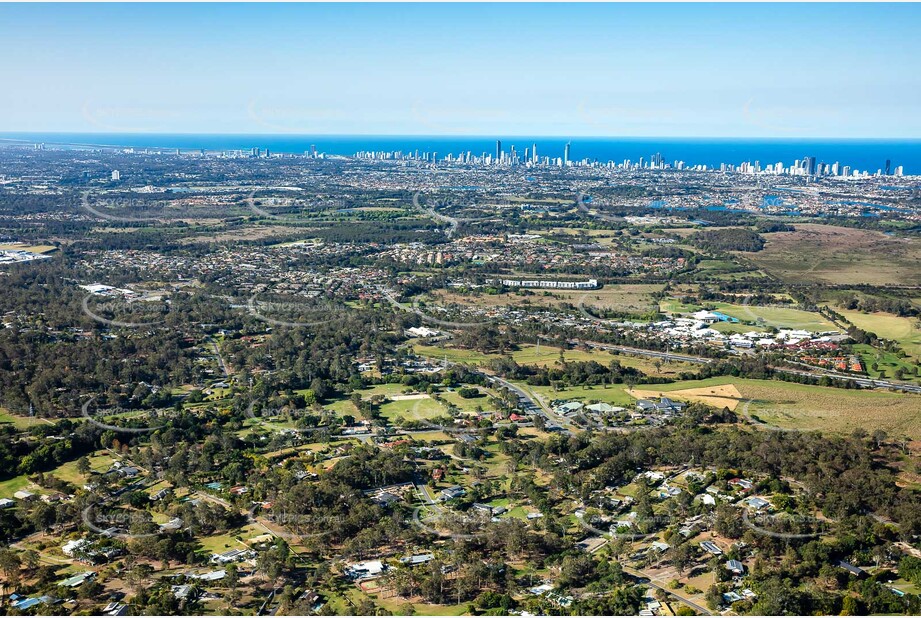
left=574, top=340, right=714, bottom=365
left=485, top=374, right=575, bottom=435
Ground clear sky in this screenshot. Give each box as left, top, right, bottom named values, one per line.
left=1, top=3, right=919, bottom=138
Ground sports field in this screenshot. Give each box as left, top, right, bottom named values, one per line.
left=378, top=395, right=446, bottom=422
left=661, top=298, right=837, bottom=332
left=709, top=302, right=838, bottom=331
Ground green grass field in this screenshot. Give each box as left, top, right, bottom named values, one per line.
left=414, top=343, right=604, bottom=367
left=710, top=321, right=767, bottom=334
left=660, top=298, right=837, bottom=333
left=197, top=523, right=265, bottom=555
left=519, top=374, right=921, bottom=439
left=710, top=302, right=838, bottom=332
left=640, top=376, right=921, bottom=439
left=0, top=475, right=33, bottom=499
left=660, top=298, right=703, bottom=314
left=0, top=408, right=50, bottom=429
left=606, top=353, right=700, bottom=378
left=378, top=396, right=446, bottom=422
left=438, top=389, right=495, bottom=412
left=515, top=381, right=637, bottom=408
left=837, top=309, right=921, bottom=360
left=852, top=344, right=920, bottom=383
left=49, top=452, right=115, bottom=485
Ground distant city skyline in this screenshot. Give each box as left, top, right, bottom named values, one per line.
left=1, top=3, right=920, bottom=138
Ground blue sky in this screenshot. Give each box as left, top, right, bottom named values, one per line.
left=1, top=3, right=919, bottom=137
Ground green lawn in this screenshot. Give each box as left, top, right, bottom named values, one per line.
left=379, top=397, right=446, bottom=422
left=414, top=343, right=604, bottom=367
left=0, top=475, right=33, bottom=499
left=49, top=452, right=115, bottom=485
left=516, top=382, right=636, bottom=408
left=710, top=302, right=838, bottom=331
left=660, top=298, right=703, bottom=314
left=710, top=321, right=767, bottom=334
left=439, top=389, right=494, bottom=413
left=838, top=309, right=921, bottom=360
left=0, top=408, right=49, bottom=429
left=852, top=344, right=920, bottom=383
left=197, top=524, right=265, bottom=555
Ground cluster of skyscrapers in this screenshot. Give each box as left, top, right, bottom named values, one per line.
left=61, top=139, right=905, bottom=179
left=355, top=140, right=574, bottom=168
left=355, top=142, right=904, bottom=178
left=719, top=157, right=904, bottom=178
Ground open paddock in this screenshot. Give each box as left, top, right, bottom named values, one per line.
left=836, top=308, right=921, bottom=360
left=745, top=224, right=921, bottom=286
left=632, top=376, right=921, bottom=439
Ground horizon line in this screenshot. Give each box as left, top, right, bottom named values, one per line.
left=2, top=131, right=921, bottom=142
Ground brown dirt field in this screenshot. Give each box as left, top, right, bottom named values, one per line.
left=745, top=224, right=921, bottom=286
left=629, top=384, right=743, bottom=410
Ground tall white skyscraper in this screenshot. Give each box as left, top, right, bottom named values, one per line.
left=111, top=170, right=120, bottom=181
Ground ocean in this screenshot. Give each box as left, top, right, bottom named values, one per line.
left=1, top=133, right=919, bottom=175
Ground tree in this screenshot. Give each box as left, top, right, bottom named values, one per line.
left=77, top=455, right=92, bottom=476
left=840, top=595, right=861, bottom=616
left=19, top=550, right=39, bottom=573
left=871, top=429, right=888, bottom=449
left=225, top=563, right=241, bottom=604
left=0, top=549, right=22, bottom=585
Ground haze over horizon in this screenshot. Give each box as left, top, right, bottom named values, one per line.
left=1, top=3, right=920, bottom=138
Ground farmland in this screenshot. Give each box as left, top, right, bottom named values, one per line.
left=434, top=283, right=663, bottom=315
left=625, top=376, right=921, bottom=439
left=836, top=308, right=921, bottom=360
left=413, top=343, right=602, bottom=367
left=745, top=224, right=921, bottom=286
